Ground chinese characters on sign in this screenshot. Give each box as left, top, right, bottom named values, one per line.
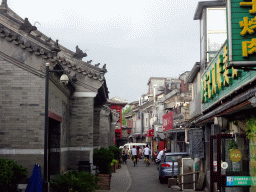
left=162, top=111, right=173, bottom=131
left=229, top=149, right=242, bottom=162
left=240, top=0, right=256, bottom=57
left=201, top=45, right=242, bottom=103
left=227, top=176, right=251, bottom=186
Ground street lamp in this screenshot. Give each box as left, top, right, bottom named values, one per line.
left=43, top=63, right=69, bottom=192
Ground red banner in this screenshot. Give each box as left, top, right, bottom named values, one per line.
left=162, top=111, right=173, bottom=131
left=146, top=129, right=154, bottom=137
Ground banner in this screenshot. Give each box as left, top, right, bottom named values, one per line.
left=163, top=111, right=173, bottom=131
left=146, top=129, right=154, bottom=137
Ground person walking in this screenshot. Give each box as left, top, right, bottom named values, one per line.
left=137, top=146, right=140, bottom=160
left=156, top=148, right=166, bottom=169
left=131, top=146, right=137, bottom=164
left=122, top=146, right=128, bottom=164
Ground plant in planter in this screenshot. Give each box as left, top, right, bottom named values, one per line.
left=108, top=146, right=121, bottom=161
left=246, top=116, right=256, bottom=140
left=50, top=170, right=100, bottom=192
left=93, top=147, right=114, bottom=190
left=93, top=147, right=114, bottom=174
left=0, top=158, right=27, bottom=192
left=228, top=139, right=238, bottom=152
left=110, top=159, right=118, bottom=173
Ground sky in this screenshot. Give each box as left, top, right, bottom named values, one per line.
left=7, top=0, right=201, bottom=103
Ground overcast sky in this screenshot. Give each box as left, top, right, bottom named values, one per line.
left=8, top=0, right=201, bottom=103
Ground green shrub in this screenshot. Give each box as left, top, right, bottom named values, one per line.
left=50, top=170, right=99, bottom=192
left=108, top=146, right=121, bottom=160
left=93, top=147, right=114, bottom=174
left=0, top=158, right=27, bottom=192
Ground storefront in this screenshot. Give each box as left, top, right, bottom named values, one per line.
left=196, top=1, right=256, bottom=190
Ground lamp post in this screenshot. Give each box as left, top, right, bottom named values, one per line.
left=43, top=63, right=69, bottom=192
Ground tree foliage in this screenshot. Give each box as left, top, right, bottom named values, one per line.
left=122, top=106, right=131, bottom=125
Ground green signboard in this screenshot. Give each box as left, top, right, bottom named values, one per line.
left=227, top=0, right=256, bottom=62
left=227, top=176, right=251, bottom=186
left=201, top=0, right=256, bottom=110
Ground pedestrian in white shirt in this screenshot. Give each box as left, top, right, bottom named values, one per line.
left=157, top=148, right=166, bottom=161
left=143, top=145, right=151, bottom=164
left=131, top=146, right=137, bottom=164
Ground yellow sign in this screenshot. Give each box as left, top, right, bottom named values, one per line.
left=229, top=149, right=242, bottom=162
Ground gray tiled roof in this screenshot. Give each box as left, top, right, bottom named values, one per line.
left=0, top=3, right=107, bottom=81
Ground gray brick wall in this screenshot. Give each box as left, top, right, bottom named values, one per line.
left=0, top=57, right=71, bottom=176
left=0, top=59, right=45, bottom=149
left=69, top=97, right=94, bottom=147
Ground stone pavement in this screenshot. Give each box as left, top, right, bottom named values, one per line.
left=97, top=163, right=132, bottom=192
left=97, top=160, right=199, bottom=192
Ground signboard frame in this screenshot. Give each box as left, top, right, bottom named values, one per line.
left=162, top=111, right=173, bottom=132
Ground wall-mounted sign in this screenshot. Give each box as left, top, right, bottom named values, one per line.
left=201, top=0, right=256, bottom=110
left=221, top=162, right=228, bottom=169
left=162, top=111, right=173, bottom=131
left=227, top=176, right=251, bottom=186
left=146, top=129, right=154, bottom=137
left=227, top=0, right=256, bottom=63
left=229, top=149, right=242, bottom=162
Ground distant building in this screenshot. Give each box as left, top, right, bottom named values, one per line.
left=107, top=97, right=128, bottom=146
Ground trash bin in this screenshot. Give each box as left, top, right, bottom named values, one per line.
left=78, top=161, right=91, bottom=173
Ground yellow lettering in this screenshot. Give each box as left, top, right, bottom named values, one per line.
left=223, top=64, right=232, bottom=86
left=207, top=71, right=212, bottom=99
left=242, top=39, right=256, bottom=57
left=232, top=67, right=242, bottom=79
left=203, top=75, right=208, bottom=102
left=212, top=63, right=218, bottom=95
left=239, top=17, right=256, bottom=35
left=240, top=0, right=256, bottom=14
left=216, top=55, right=224, bottom=90
left=223, top=45, right=229, bottom=64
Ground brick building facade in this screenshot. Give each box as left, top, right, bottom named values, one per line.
left=0, top=0, right=118, bottom=180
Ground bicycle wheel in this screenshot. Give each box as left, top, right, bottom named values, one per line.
left=133, top=158, right=136, bottom=166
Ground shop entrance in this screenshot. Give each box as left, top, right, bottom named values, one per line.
left=210, top=134, right=250, bottom=192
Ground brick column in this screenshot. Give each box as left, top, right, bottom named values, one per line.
left=69, top=92, right=96, bottom=170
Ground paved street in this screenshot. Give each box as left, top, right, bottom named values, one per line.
left=126, top=158, right=172, bottom=192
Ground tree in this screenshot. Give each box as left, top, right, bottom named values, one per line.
left=122, top=106, right=131, bottom=125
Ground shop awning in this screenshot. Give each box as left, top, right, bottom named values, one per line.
left=146, top=129, right=154, bottom=137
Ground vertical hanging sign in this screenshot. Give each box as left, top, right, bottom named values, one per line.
left=227, top=0, right=256, bottom=63
left=162, top=111, right=173, bottom=132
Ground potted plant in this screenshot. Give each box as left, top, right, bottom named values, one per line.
left=110, top=159, right=117, bottom=173
left=93, top=147, right=114, bottom=190
left=228, top=139, right=238, bottom=152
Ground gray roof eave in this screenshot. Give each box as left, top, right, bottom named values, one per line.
left=194, top=1, right=226, bottom=20
left=187, top=62, right=201, bottom=83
